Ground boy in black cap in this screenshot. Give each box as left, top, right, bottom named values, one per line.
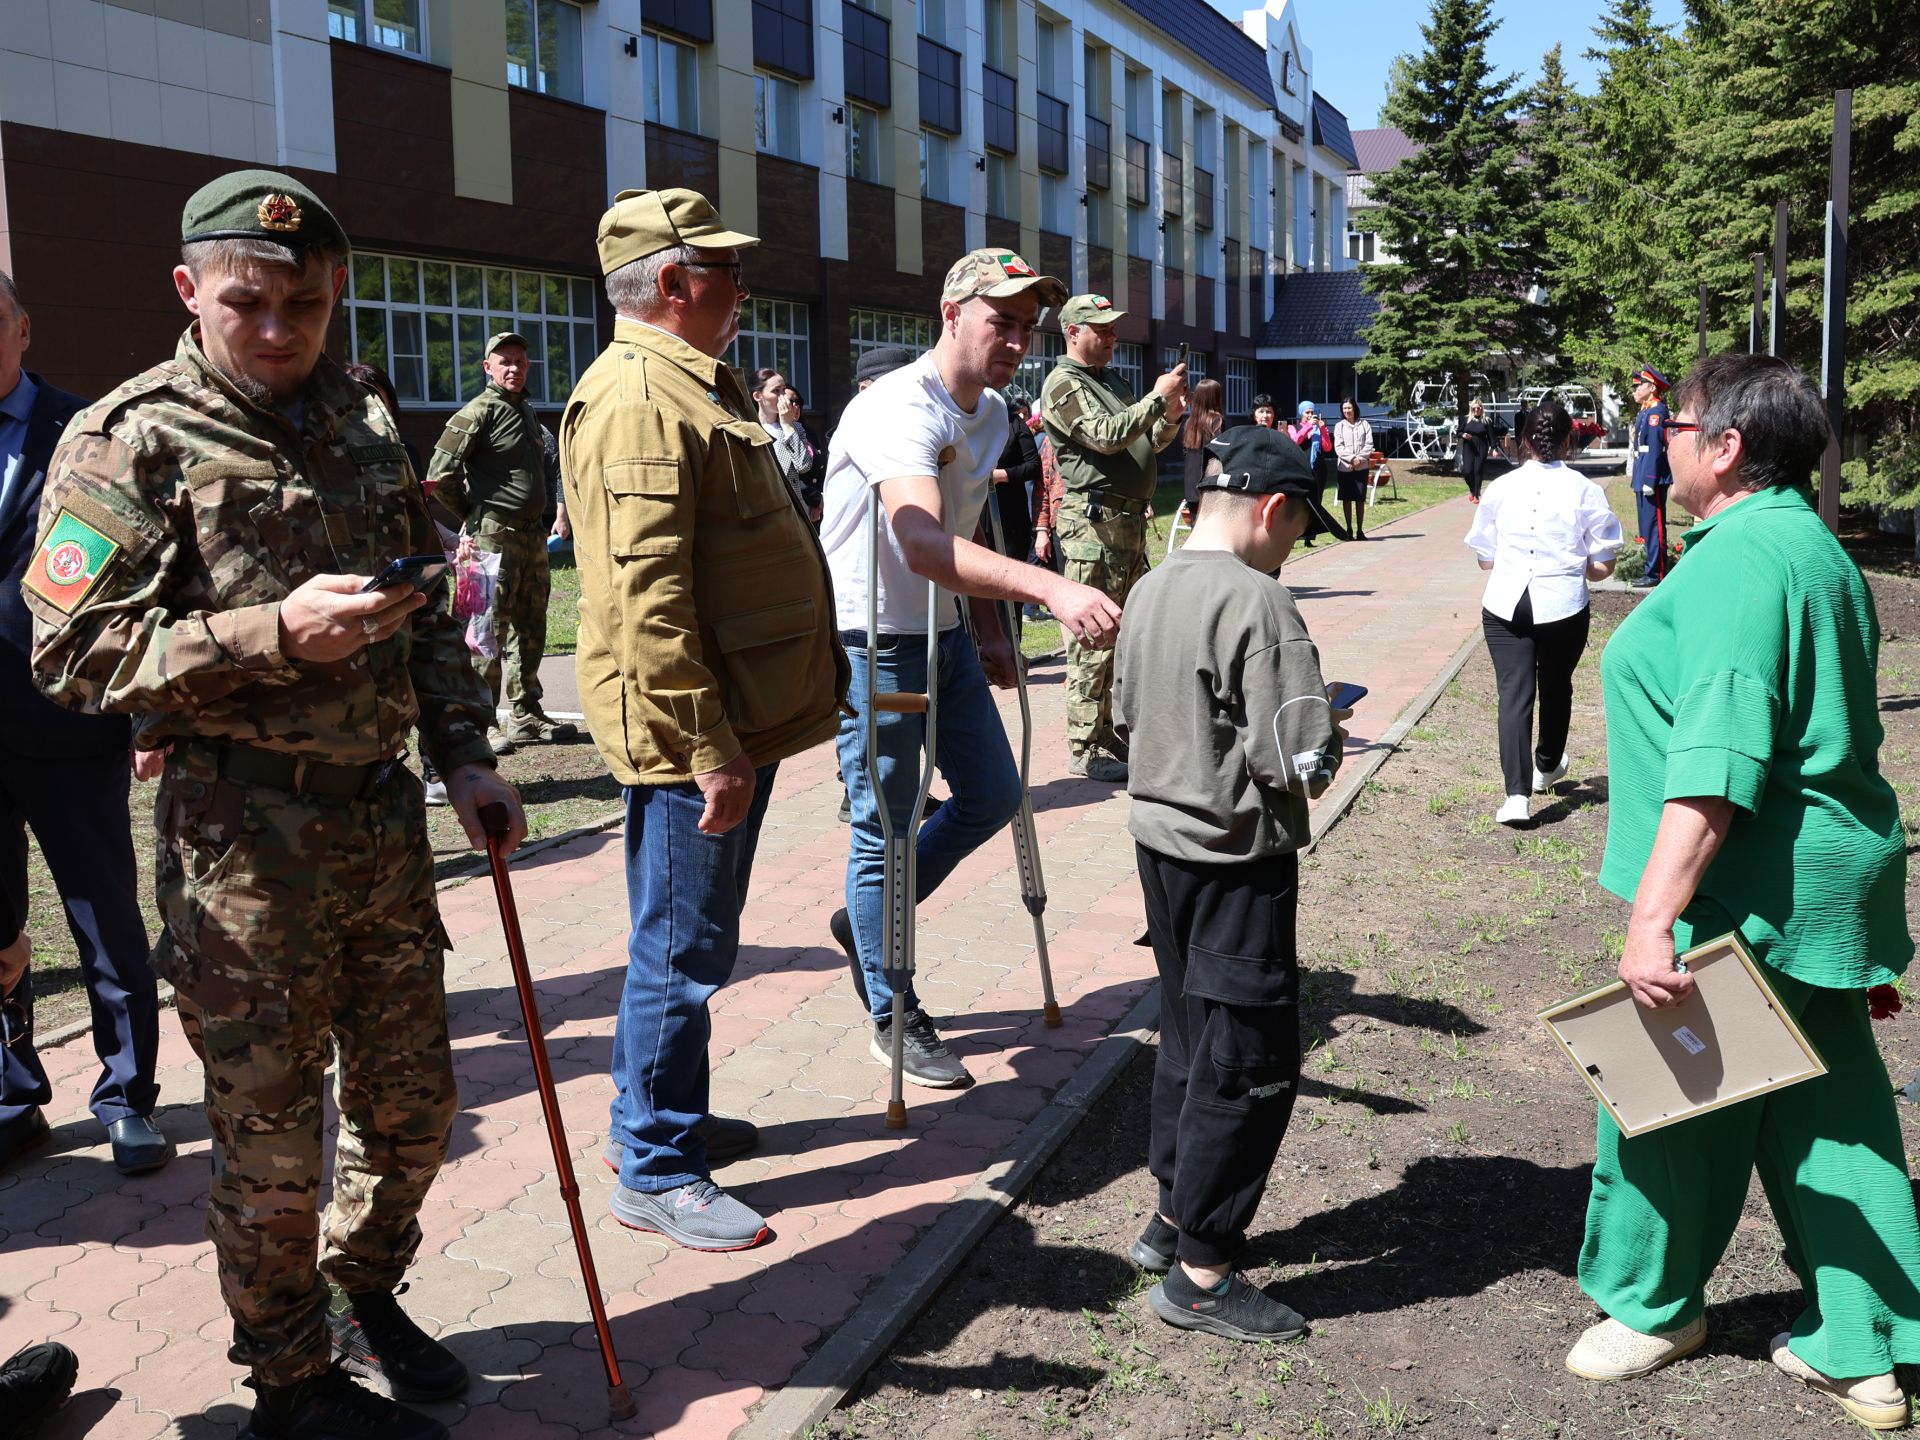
left=1112, top=424, right=1351, bottom=1342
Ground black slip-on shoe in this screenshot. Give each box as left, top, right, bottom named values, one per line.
left=1149, top=1267, right=1306, bottom=1343
left=1128, top=1215, right=1178, bottom=1274
left=108, top=1115, right=174, bottom=1174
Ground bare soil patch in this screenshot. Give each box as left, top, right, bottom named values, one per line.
left=821, top=573, right=1920, bottom=1440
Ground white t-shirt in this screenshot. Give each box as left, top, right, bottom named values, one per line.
left=820, top=353, right=1008, bottom=634
left=1464, top=459, right=1623, bottom=623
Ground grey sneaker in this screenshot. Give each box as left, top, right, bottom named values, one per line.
left=871, top=1009, right=971, bottom=1088
left=609, top=1178, right=769, bottom=1251
left=1067, top=750, right=1128, bottom=782
left=505, top=713, right=579, bottom=744
left=485, top=726, right=516, bottom=757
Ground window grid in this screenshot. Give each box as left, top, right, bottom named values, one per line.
left=842, top=2, right=891, bottom=109
left=327, top=0, right=424, bottom=54
left=1224, top=358, right=1255, bottom=418
left=920, top=130, right=952, bottom=202
left=1112, top=343, right=1146, bottom=398
left=1163, top=152, right=1183, bottom=217
left=752, top=0, right=813, bottom=80
left=982, top=63, right=1017, bottom=155
left=726, top=298, right=813, bottom=394
left=344, top=253, right=597, bottom=410
left=850, top=309, right=937, bottom=375
left=1085, top=116, right=1111, bottom=192
left=1012, top=330, right=1063, bottom=401
left=755, top=71, right=800, bottom=158
left=918, top=35, right=961, bottom=135
left=1164, top=347, right=1208, bottom=382
left=1193, top=166, right=1214, bottom=232
left=1125, top=135, right=1150, bottom=207
left=1036, top=92, right=1068, bottom=176
left=506, top=0, right=583, bottom=101
left=642, top=31, right=699, bottom=130
left=645, top=0, right=713, bottom=43
left=846, top=103, right=885, bottom=183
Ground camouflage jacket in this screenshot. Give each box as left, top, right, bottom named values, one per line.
left=427, top=383, right=546, bottom=524
left=1039, top=356, right=1180, bottom=503
left=25, top=326, right=495, bottom=772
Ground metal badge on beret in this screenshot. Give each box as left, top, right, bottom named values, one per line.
left=257, top=193, right=302, bottom=232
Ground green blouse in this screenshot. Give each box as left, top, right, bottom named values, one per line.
left=1598, top=484, right=1911, bottom=987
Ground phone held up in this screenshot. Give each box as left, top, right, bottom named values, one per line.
left=360, top=554, right=450, bottom=595
left=1326, top=681, right=1368, bottom=711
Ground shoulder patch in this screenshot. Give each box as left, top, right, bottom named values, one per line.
left=1648, top=412, right=1661, bottom=427
left=348, top=442, right=409, bottom=468
left=23, top=508, right=122, bottom=614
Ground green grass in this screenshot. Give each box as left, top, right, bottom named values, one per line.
left=546, top=552, right=579, bottom=655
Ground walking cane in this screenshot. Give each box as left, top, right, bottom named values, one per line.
left=983, top=491, right=1062, bottom=1028
left=477, top=803, right=636, bottom=1422
left=862, top=488, right=941, bottom=1129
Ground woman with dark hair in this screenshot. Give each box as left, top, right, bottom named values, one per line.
left=1250, top=393, right=1277, bottom=429
left=991, top=388, right=1042, bottom=623
left=750, top=367, right=814, bottom=492
left=1179, top=378, right=1226, bottom=524
left=1333, top=397, right=1374, bottom=540
left=785, top=386, right=827, bottom=522
left=1464, top=398, right=1621, bottom=826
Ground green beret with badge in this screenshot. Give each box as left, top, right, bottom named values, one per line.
left=1059, top=294, right=1126, bottom=328
left=179, top=168, right=349, bottom=258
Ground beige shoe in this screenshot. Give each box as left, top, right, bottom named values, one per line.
left=1565, top=1315, right=1706, bottom=1381
left=1770, top=1332, right=1909, bottom=1430
left=1067, top=750, right=1127, bottom=782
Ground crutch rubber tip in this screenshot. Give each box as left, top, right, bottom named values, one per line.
left=1042, top=1002, right=1063, bottom=1028
left=885, top=1101, right=909, bottom=1129
left=609, top=1384, right=638, bottom=1421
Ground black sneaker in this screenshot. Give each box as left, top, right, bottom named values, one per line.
left=327, top=1284, right=467, bottom=1403
left=871, top=1008, right=971, bottom=1088
left=829, top=908, right=870, bottom=1010
left=1128, top=1214, right=1178, bottom=1274
left=1149, top=1267, right=1306, bottom=1343
left=0, top=1341, right=77, bottom=1436
left=244, top=1364, right=447, bottom=1440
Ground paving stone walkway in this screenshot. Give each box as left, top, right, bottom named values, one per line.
left=2, top=493, right=1490, bottom=1440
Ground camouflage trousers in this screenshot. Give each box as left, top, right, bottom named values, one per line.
left=475, top=513, right=550, bottom=720
left=1058, top=491, right=1148, bottom=757
left=154, top=746, right=456, bottom=1386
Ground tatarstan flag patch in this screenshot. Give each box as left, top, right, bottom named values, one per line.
left=23, top=509, right=120, bottom=614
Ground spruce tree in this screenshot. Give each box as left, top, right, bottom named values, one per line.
left=1357, top=0, right=1548, bottom=421
left=1521, top=45, right=1600, bottom=379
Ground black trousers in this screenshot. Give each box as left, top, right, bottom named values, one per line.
left=1481, top=591, right=1590, bottom=798
left=1461, top=447, right=1486, bottom=498
left=0, top=750, right=159, bottom=1139
left=1138, top=843, right=1300, bottom=1268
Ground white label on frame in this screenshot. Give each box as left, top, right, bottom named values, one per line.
left=1672, top=1025, right=1707, bottom=1056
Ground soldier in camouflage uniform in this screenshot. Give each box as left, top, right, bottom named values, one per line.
left=1040, top=295, right=1186, bottom=781
left=427, top=332, right=574, bottom=754
left=25, top=170, right=525, bottom=1440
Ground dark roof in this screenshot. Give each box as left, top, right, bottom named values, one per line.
left=1311, top=93, right=1358, bottom=168
left=1258, top=270, right=1378, bottom=349
left=1351, top=126, right=1420, bottom=174
left=1110, top=0, right=1275, bottom=109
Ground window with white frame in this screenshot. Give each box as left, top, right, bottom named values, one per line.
left=1087, top=195, right=1111, bottom=247
left=917, top=0, right=947, bottom=41
left=506, top=0, right=583, bottom=101
left=1198, top=235, right=1219, bottom=279
left=1127, top=206, right=1153, bottom=261
left=726, top=298, right=812, bottom=393
left=1163, top=347, right=1208, bottom=383
left=345, top=253, right=598, bottom=408
left=847, top=104, right=885, bottom=183
left=755, top=71, right=799, bottom=159
left=1011, top=330, right=1063, bottom=401
left=986, top=153, right=1016, bottom=220
left=1347, top=228, right=1377, bottom=263
left=641, top=30, right=699, bottom=130
left=1040, top=174, right=1070, bottom=234
left=920, top=130, right=952, bottom=202
left=328, top=0, right=423, bottom=53
left=850, top=309, right=937, bottom=375
left=1112, top=342, right=1145, bottom=397
left=1224, top=357, right=1255, bottom=418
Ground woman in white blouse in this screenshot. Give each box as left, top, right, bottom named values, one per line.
left=1465, top=398, right=1623, bottom=826
left=750, top=368, right=815, bottom=488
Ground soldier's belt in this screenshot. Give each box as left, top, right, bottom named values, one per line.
left=199, top=742, right=406, bottom=799
left=1062, top=491, right=1149, bottom=516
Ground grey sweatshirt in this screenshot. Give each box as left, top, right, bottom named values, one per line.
left=1113, top=548, right=1342, bottom=860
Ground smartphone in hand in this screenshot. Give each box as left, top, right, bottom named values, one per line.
left=360, top=555, right=450, bottom=595
left=1327, top=681, right=1368, bottom=710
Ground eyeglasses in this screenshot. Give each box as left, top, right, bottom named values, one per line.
left=1665, top=419, right=1707, bottom=435
left=682, top=260, right=746, bottom=285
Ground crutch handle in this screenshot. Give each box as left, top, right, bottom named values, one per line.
left=478, top=801, right=513, bottom=838
left=873, top=692, right=930, bottom=714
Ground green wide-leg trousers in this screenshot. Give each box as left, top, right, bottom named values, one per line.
left=1579, top=957, right=1920, bottom=1379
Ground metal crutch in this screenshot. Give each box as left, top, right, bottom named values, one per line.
left=982, top=491, right=1063, bottom=1029
left=477, top=803, right=636, bottom=1423
left=862, top=486, right=942, bottom=1130
left=1162, top=499, right=1190, bottom=560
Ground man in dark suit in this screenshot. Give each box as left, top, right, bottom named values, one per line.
left=0, top=268, right=169, bottom=1174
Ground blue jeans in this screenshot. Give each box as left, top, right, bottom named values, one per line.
left=610, top=764, right=777, bottom=1192
left=837, top=626, right=1022, bottom=1024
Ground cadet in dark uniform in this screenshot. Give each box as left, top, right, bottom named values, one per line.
left=1628, top=363, right=1672, bottom=588
left=26, top=169, right=525, bottom=1440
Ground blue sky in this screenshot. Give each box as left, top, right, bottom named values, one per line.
left=1206, top=0, right=1690, bottom=128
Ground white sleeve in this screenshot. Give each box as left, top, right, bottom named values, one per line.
left=839, top=396, right=946, bottom=489
left=1582, top=480, right=1624, bottom=560
left=1464, top=483, right=1500, bottom=563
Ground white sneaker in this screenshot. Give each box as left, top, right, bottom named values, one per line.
left=1565, top=1315, right=1706, bottom=1381
left=1533, top=754, right=1570, bottom=793
left=1771, top=1332, right=1909, bottom=1430
left=1495, top=794, right=1531, bottom=826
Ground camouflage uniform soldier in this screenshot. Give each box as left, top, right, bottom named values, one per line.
left=427, top=332, right=575, bottom=754
left=1040, top=295, right=1186, bottom=780
left=26, top=170, right=526, bottom=1440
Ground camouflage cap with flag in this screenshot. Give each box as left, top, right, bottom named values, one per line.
left=1058, top=293, right=1127, bottom=327
left=23, top=508, right=123, bottom=615
left=941, top=249, right=1067, bottom=309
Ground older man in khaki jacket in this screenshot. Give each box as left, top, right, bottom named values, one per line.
left=561, top=188, right=847, bottom=1251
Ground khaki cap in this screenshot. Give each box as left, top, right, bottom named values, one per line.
left=1059, top=294, right=1126, bottom=327
left=486, top=331, right=529, bottom=355
left=941, top=248, right=1068, bottom=309
left=180, top=168, right=348, bottom=258
left=597, top=187, right=759, bottom=275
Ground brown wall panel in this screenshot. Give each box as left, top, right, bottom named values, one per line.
left=644, top=125, right=719, bottom=205
left=921, top=201, right=965, bottom=277
left=983, top=217, right=1019, bottom=254
left=753, top=156, right=821, bottom=301
left=1038, top=231, right=1070, bottom=290
left=1163, top=266, right=1183, bottom=332
left=1087, top=245, right=1113, bottom=298
left=1124, top=269, right=1151, bottom=344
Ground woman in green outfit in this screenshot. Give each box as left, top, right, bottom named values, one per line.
left=1566, top=354, right=1918, bottom=1431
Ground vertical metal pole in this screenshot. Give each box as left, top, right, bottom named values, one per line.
left=1749, top=253, right=1765, bottom=355
left=1769, top=200, right=1788, bottom=356
left=1818, top=90, right=1850, bottom=537
left=1697, top=283, right=1709, bottom=358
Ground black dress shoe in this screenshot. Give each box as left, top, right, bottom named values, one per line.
left=1631, top=575, right=1660, bottom=589
left=108, top=1115, right=174, bottom=1174
left=0, top=1340, right=78, bottom=1435
left=0, top=1107, right=52, bottom=1172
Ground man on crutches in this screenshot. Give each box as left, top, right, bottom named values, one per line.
left=817, top=249, right=1122, bottom=1092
